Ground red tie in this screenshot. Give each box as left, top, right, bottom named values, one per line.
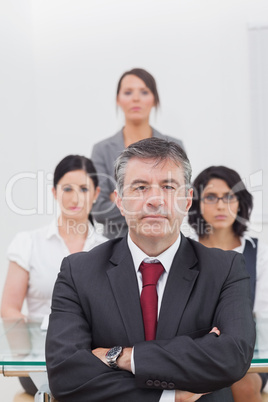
left=139, top=261, right=165, bottom=341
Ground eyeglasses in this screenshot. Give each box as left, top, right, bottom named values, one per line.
left=201, top=194, right=239, bottom=204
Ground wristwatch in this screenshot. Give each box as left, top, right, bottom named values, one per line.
left=105, top=346, right=123, bottom=369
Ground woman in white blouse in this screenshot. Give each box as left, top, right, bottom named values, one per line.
left=1, top=155, right=108, bottom=395
left=188, top=165, right=268, bottom=402
left=1, top=154, right=107, bottom=322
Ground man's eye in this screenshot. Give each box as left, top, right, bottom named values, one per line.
left=163, top=185, right=175, bottom=190
left=63, top=187, right=72, bottom=192
left=135, top=186, right=147, bottom=191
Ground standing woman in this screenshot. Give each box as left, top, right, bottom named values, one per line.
left=91, top=68, right=184, bottom=239
left=188, top=165, right=268, bottom=402
left=1, top=155, right=107, bottom=395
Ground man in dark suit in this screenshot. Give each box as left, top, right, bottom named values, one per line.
left=46, top=138, right=255, bottom=402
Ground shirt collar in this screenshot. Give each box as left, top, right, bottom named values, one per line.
left=241, top=234, right=257, bottom=248
left=127, top=233, right=181, bottom=274
left=234, top=235, right=257, bottom=252
left=190, top=232, right=256, bottom=251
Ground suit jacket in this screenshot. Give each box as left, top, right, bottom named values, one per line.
left=46, top=235, right=255, bottom=402
left=91, top=128, right=185, bottom=239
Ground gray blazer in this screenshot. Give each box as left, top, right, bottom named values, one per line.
left=46, top=234, right=255, bottom=402
left=91, top=128, right=185, bottom=239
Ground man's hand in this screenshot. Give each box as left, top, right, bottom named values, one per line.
left=92, top=347, right=133, bottom=372
left=175, top=390, right=206, bottom=401
left=210, top=326, right=220, bottom=336
left=92, top=347, right=109, bottom=365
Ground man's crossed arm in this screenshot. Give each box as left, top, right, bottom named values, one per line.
left=92, top=327, right=220, bottom=401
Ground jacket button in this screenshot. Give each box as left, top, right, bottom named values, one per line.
left=146, top=380, right=154, bottom=387
left=168, top=382, right=175, bottom=389
left=154, top=380, right=161, bottom=387
left=161, top=381, right=168, bottom=389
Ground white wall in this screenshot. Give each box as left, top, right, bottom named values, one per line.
left=1, top=0, right=268, bottom=297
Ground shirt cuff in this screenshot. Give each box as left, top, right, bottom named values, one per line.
left=131, top=346, right=135, bottom=374
left=160, top=390, right=176, bottom=401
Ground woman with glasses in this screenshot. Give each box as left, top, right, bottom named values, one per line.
left=188, top=165, right=268, bottom=402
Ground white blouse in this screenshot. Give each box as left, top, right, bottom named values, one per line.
left=232, top=236, right=268, bottom=315
left=189, top=233, right=268, bottom=314
left=7, top=221, right=108, bottom=322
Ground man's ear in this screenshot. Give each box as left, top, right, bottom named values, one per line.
left=185, top=187, right=193, bottom=213
left=114, top=190, right=125, bottom=217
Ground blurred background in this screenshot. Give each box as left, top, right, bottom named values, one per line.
left=1, top=0, right=268, bottom=302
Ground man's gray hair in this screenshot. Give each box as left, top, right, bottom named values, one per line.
left=114, top=137, right=192, bottom=196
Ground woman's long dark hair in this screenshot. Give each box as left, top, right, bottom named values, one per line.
left=53, top=155, right=98, bottom=226
left=188, top=165, right=253, bottom=237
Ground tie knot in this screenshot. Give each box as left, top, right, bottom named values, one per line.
left=139, top=261, right=164, bottom=287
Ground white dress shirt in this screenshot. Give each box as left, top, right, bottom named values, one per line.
left=127, top=234, right=182, bottom=402
left=7, top=220, right=108, bottom=322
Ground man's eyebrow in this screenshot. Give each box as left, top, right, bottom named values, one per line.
left=161, top=179, right=180, bottom=185
left=130, top=179, right=149, bottom=186
left=129, top=179, right=181, bottom=186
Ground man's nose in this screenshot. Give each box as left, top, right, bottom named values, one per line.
left=146, top=187, right=164, bottom=207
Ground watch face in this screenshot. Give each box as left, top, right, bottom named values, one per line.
left=106, top=346, right=122, bottom=360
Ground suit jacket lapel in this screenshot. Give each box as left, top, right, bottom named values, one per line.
left=157, top=235, right=199, bottom=339
left=106, top=237, right=145, bottom=344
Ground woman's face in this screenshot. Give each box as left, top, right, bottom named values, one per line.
left=52, top=169, right=100, bottom=222
left=200, top=178, right=239, bottom=232
left=117, top=74, right=155, bottom=123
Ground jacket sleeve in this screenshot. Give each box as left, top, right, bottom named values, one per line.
left=91, top=142, right=122, bottom=224
left=45, top=257, right=161, bottom=402
left=134, top=253, right=256, bottom=394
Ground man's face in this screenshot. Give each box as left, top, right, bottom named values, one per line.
left=116, top=157, right=193, bottom=249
